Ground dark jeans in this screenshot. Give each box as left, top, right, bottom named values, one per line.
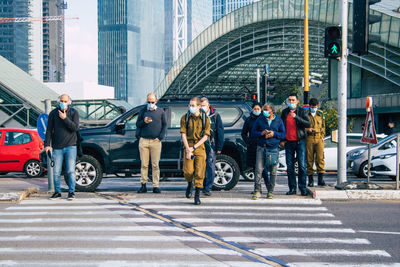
left=285, top=140, right=307, bottom=192
left=203, top=147, right=216, bottom=192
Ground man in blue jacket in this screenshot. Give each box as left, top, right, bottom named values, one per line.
left=201, top=97, right=224, bottom=196
left=252, top=103, right=286, bottom=199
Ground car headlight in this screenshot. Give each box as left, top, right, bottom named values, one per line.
left=372, top=153, right=396, bottom=160
left=349, top=150, right=365, bottom=158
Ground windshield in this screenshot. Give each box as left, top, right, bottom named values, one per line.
left=372, top=134, right=396, bottom=148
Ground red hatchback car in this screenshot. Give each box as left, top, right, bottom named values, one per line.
left=0, top=128, right=44, bottom=177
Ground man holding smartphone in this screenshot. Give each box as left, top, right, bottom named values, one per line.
left=180, top=97, right=211, bottom=205
left=136, top=93, right=167, bottom=194
left=44, top=94, right=79, bottom=201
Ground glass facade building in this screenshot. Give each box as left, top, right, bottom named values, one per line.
left=212, top=0, right=258, bottom=22
left=98, top=0, right=165, bottom=106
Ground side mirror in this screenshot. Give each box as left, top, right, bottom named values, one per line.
left=115, top=122, right=126, bottom=134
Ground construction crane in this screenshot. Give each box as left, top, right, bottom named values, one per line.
left=0, top=16, right=79, bottom=23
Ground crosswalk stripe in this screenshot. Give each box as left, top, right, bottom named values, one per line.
left=0, top=261, right=270, bottom=267
left=222, top=237, right=371, bottom=244
left=0, top=210, right=143, bottom=216
left=6, top=205, right=132, bottom=210
left=0, top=226, right=185, bottom=232
left=20, top=199, right=118, bottom=204
left=174, top=218, right=342, bottom=225
left=0, top=247, right=242, bottom=256
left=131, top=198, right=322, bottom=205
left=288, top=263, right=400, bottom=267
left=252, top=248, right=391, bottom=257
left=194, top=226, right=355, bottom=233
left=0, top=217, right=163, bottom=223
left=139, top=205, right=328, bottom=211
left=158, top=211, right=335, bottom=217
left=0, top=235, right=211, bottom=242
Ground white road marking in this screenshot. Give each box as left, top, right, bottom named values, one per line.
left=174, top=218, right=342, bottom=225
left=158, top=211, right=335, bottom=217
left=20, top=199, right=118, bottom=204
left=358, top=230, right=400, bottom=235
left=0, top=226, right=184, bottom=232
left=253, top=248, right=391, bottom=257
left=6, top=205, right=132, bottom=210
left=139, top=205, right=328, bottom=211
left=194, top=226, right=355, bottom=233
left=223, top=237, right=371, bottom=244
left=0, top=235, right=211, bottom=243
left=0, top=247, right=241, bottom=256
left=0, top=217, right=163, bottom=223
left=0, top=210, right=143, bottom=216
left=131, top=198, right=322, bottom=205
left=288, top=263, right=400, bottom=267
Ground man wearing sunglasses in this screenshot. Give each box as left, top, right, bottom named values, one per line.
left=136, top=93, right=167, bottom=194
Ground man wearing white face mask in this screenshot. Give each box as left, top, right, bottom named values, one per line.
left=136, top=93, right=167, bottom=194
left=45, top=94, right=79, bottom=201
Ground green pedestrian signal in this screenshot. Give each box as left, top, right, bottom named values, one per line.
left=324, top=26, right=341, bottom=59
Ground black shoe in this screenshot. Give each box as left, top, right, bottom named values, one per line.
left=153, top=187, right=161, bottom=193
left=301, top=190, right=308, bottom=196
left=203, top=190, right=212, bottom=196
left=137, top=183, right=147, bottom=193
left=286, top=189, right=297, bottom=195
left=49, top=192, right=61, bottom=200
left=185, top=182, right=193, bottom=198
left=194, top=187, right=201, bottom=205
left=67, top=192, right=75, bottom=201
left=318, top=173, right=326, bottom=186
left=308, top=175, right=314, bottom=187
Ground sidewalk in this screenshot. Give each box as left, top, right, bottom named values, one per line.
left=0, top=177, right=47, bottom=202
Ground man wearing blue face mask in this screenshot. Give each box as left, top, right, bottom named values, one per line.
left=306, top=98, right=326, bottom=187
left=136, top=93, right=167, bottom=194
left=45, top=94, right=79, bottom=201
left=281, top=93, right=311, bottom=196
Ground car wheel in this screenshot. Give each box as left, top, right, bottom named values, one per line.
left=24, top=160, right=43, bottom=178
left=294, top=161, right=299, bottom=175
left=64, top=155, right=103, bottom=192
left=212, top=154, right=240, bottom=191
left=359, top=161, right=375, bottom=178
left=242, top=167, right=254, bottom=182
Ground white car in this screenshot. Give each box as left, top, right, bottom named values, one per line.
left=278, top=133, right=384, bottom=173
left=371, top=148, right=398, bottom=180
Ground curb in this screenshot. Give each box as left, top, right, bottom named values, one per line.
left=308, top=187, right=400, bottom=200
left=0, top=187, right=40, bottom=203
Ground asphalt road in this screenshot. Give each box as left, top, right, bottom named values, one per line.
left=0, top=173, right=399, bottom=266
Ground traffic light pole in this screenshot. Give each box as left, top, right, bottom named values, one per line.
left=337, top=0, right=348, bottom=185
left=303, top=0, right=309, bottom=105
left=256, top=69, right=260, bottom=103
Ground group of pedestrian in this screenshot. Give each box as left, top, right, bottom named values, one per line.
left=242, top=93, right=326, bottom=200
left=45, top=92, right=325, bottom=204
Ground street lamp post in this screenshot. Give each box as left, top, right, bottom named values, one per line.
left=304, top=0, right=310, bottom=105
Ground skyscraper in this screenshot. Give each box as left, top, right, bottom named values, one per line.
left=213, top=0, right=258, bottom=22
left=42, top=0, right=66, bottom=82
left=98, top=0, right=165, bottom=105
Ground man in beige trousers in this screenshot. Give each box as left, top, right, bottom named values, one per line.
left=136, top=93, right=167, bottom=193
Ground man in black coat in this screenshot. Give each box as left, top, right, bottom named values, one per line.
left=281, top=93, right=310, bottom=196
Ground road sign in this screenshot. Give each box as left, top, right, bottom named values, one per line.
left=37, top=113, right=48, bottom=141
left=361, top=109, right=377, bottom=144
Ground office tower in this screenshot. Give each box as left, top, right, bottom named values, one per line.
left=43, top=0, right=66, bottom=82
left=98, top=0, right=165, bottom=105
left=213, top=0, right=258, bottom=22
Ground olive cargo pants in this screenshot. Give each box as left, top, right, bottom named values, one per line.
left=183, top=145, right=206, bottom=188
left=306, top=135, right=325, bottom=175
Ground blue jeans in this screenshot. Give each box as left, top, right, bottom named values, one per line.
left=53, top=146, right=77, bottom=193
left=254, top=146, right=277, bottom=193
left=285, top=140, right=307, bottom=191
left=203, top=147, right=216, bottom=192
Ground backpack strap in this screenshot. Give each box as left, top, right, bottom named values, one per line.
left=185, top=111, right=190, bottom=132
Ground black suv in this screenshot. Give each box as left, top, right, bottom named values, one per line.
left=43, top=101, right=252, bottom=191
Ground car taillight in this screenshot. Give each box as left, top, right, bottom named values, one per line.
left=39, top=142, right=44, bottom=150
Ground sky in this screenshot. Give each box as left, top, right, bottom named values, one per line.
left=64, top=0, right=97, bottom=83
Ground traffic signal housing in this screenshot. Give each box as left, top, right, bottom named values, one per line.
left=267, top=77, right=276, bottom=91
left=352, top=0, right=381, bottom=55
left=324, top=26, right=341, bottom=59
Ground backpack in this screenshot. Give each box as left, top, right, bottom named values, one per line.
left=185, top=109, right=217, bottom=145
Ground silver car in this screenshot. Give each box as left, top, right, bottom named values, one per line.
left=347, top=134, right=395, bottom=178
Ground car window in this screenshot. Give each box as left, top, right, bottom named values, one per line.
left=347, top=136, right=364, bottom=147
left=170, top=106, right=188, bottom=128
left=125, top=113, right=138, bottom=130
left=324, top=137, right=337, bottom=148
left=216, top=107, right=240, bottom=126
left=4, top=132, right=32, bottom=145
